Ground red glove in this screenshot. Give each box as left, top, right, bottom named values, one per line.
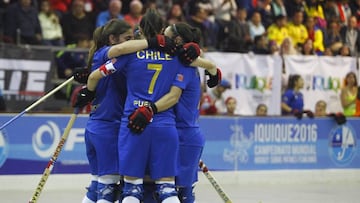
left=147, top=35, right=177, bottom=56
left=128, top=104, right=157, bottom=134
left=178, top=42, right=201, bottom=65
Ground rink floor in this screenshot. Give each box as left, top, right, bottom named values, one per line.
left=1, top=169, right=360, bottom=203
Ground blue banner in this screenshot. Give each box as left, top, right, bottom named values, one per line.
left=0, top=115, right=359, bottom=174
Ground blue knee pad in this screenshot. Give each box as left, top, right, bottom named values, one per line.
left=122, top=182, right=144, bottom=201
left=85, top=180, right=98, bottom=202
left=178, top=186, right=195, bottom=203
left=156, top=183, right=178, bottom=202
left=97, top=182, right=118, bottom=202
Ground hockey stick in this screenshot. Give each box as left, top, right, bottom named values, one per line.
left=199, top=160, right=233, bottom=203
left=0, top=76, right=74, bottom=130
left=28, top=108, right=79, bottom=203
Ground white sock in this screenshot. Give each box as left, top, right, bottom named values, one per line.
left=162, top=196, right=180, bottom=203
left=122, top=196, right=140, bottom=203
left=96, top=200, right=112, bottom=203
left=82, top=196, right=95, bottom=203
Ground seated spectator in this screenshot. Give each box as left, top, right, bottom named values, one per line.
left=271, top=0, right=287, bottom=17
left=300, top=38, right=316, bottom=55
left=285, top=0, right=306, bottom=19
left=248, top=11, right=266, bottom=41
left=314, top=100, right=327, bottom=116
left=304, top=0, right=327, bottom=29
left=287, top=10, right=308, bottom=48
left=280, top=37, right=298, bottom=55
left=281, top=74, right=304, bottom=116
left=61, top=0, right=95, bottom=45
left=338, top=45, right=351, bottom=56
left=166, top=3, right=186, bottom=25
left=124, top=0, right=143, bottom=29
left=200, top=80, right=231, bottom=115
left=305, top=16, right=325, bottom=54
left=4, top=0, right=42, bottom=45
left=333, top=0, right=352, bottom=26
left=267, top=14, right=289, bottom=47
left=256, top=103, right=268, bottom=116
left=223, top=96, right=238, bottom=116
left=324, top=19, right=343, bottom=54
left=340, top=16, right=360, bottom=57
left=252, top=34, right=270, bottom=54
left=38, top=0, right=64, bottom=46
left=269, top=40, right=280, bottom=55
left=96, top=0, right=123, bottom=27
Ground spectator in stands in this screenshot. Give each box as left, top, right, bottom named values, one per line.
left=269, top=39, right=280, bottom=55
left=300, top=38, right=316, bottom=55
left=338, top=44, right=352, bottom=56
left=323, top=47, right=334, bottom=56
left=96, top=0, right=123, bottom=27
left=340, top=15, right=360, bottom=57
left=314, top=100, right=327, bottom=116
left=4, top=0, right=42, bottom=45
left=255, top=0, right=274, bottom=28
left=349, top=0, right=360, bottom=25
left=267, top=14, right=289, bottom=47
left=324, top=19, right=343, bottom=54
left=284, top=0, right=306, bottom=19
left=219, top=7, right=252, bottom=53
left=271, top=0, right=287, bottom=17
left=50, top=0, right=71, bottom=15
left=252, top=34, right=270, bottom=54
left=248, top=11, right=266, bottom=41
left=256, top=103, right=268, bottom=116
left=61, top=0, right=95, bottom=45
left=340, top=71, right=358, bottom=116
left=223, top=96, right=238, bottom=116
left=38, top=0, right=64, bottom=46
left=280, top=37, right=298, bottom=55
left=323, top=0, right=338, bottom=23
left=333, top=0, right=352, bottom=26
left=287, top=10, right=308, bottom=49
left=166, top=3, right=186, bottom=25
left=281, top=74, right=304, bottom=116
left=304, top=0, right=326, bottom=29
left=187, top=1, right=214, bottom=50
left=212, top=0, right=237, bottom=23
left=123, top=0, right=143, bottom=29
left=200, top=79, right=231, bottom=115
left=305, top=16, right=325, bottom=54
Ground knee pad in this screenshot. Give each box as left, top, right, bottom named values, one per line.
left=178, top=186, right=195, bottom=203
left=97, top=182, right=119, bottom=202
left=122, top=182, right=144, bottom=201
left=155, top=183, right=178, bottom=202
left=85, top=180, right=98, bottom=202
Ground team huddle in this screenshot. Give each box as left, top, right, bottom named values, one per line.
left=72, top=9, right=221, bottom=203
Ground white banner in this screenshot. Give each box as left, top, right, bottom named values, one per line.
left=204, top=53, right=282, bottom=115
left=284, top=55, right=357, bottom=113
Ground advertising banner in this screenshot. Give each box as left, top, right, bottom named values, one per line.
left=0, top=115, right=359, bottom=174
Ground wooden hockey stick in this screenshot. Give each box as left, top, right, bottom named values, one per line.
left=199, top=160, right=233, bottom=203
left=28, top=108, right=79, bottom=203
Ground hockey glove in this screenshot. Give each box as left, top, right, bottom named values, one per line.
left=205, top=68, right=222, bottom=88
left=128, top=103, right=157, bottom=134
left=293, top=109, right=303, bottom=119
left=328, top=112, right=347, bottom=125
left=73, top=67, right=89, bottom=84
left=303, top=110, right=314, bottom=118
left=147, top=35, right=177, bottom=56
left=178, top=42, right=201, bottom=65
left=73, top=87, right=95, bottom=108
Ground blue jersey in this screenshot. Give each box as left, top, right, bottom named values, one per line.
left=282, top=89, right=304, bottom=115
left=86, top=46, right=127, bottom=133
left=172, top=67, right=201, bottom=128
left=112, top=49, right=185, bottom=126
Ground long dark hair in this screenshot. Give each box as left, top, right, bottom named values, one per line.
left=287, top=74, right=301, bottom=90
left=87, top=19, right=132, bottom=69
left=172, top=22, right=201, bottom=44
left=139, top=9, right=165, bottom=39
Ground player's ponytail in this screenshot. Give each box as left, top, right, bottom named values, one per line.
left=139, top=9, right=164, bottom=39
left=87, top=26, right=105, bottom=70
